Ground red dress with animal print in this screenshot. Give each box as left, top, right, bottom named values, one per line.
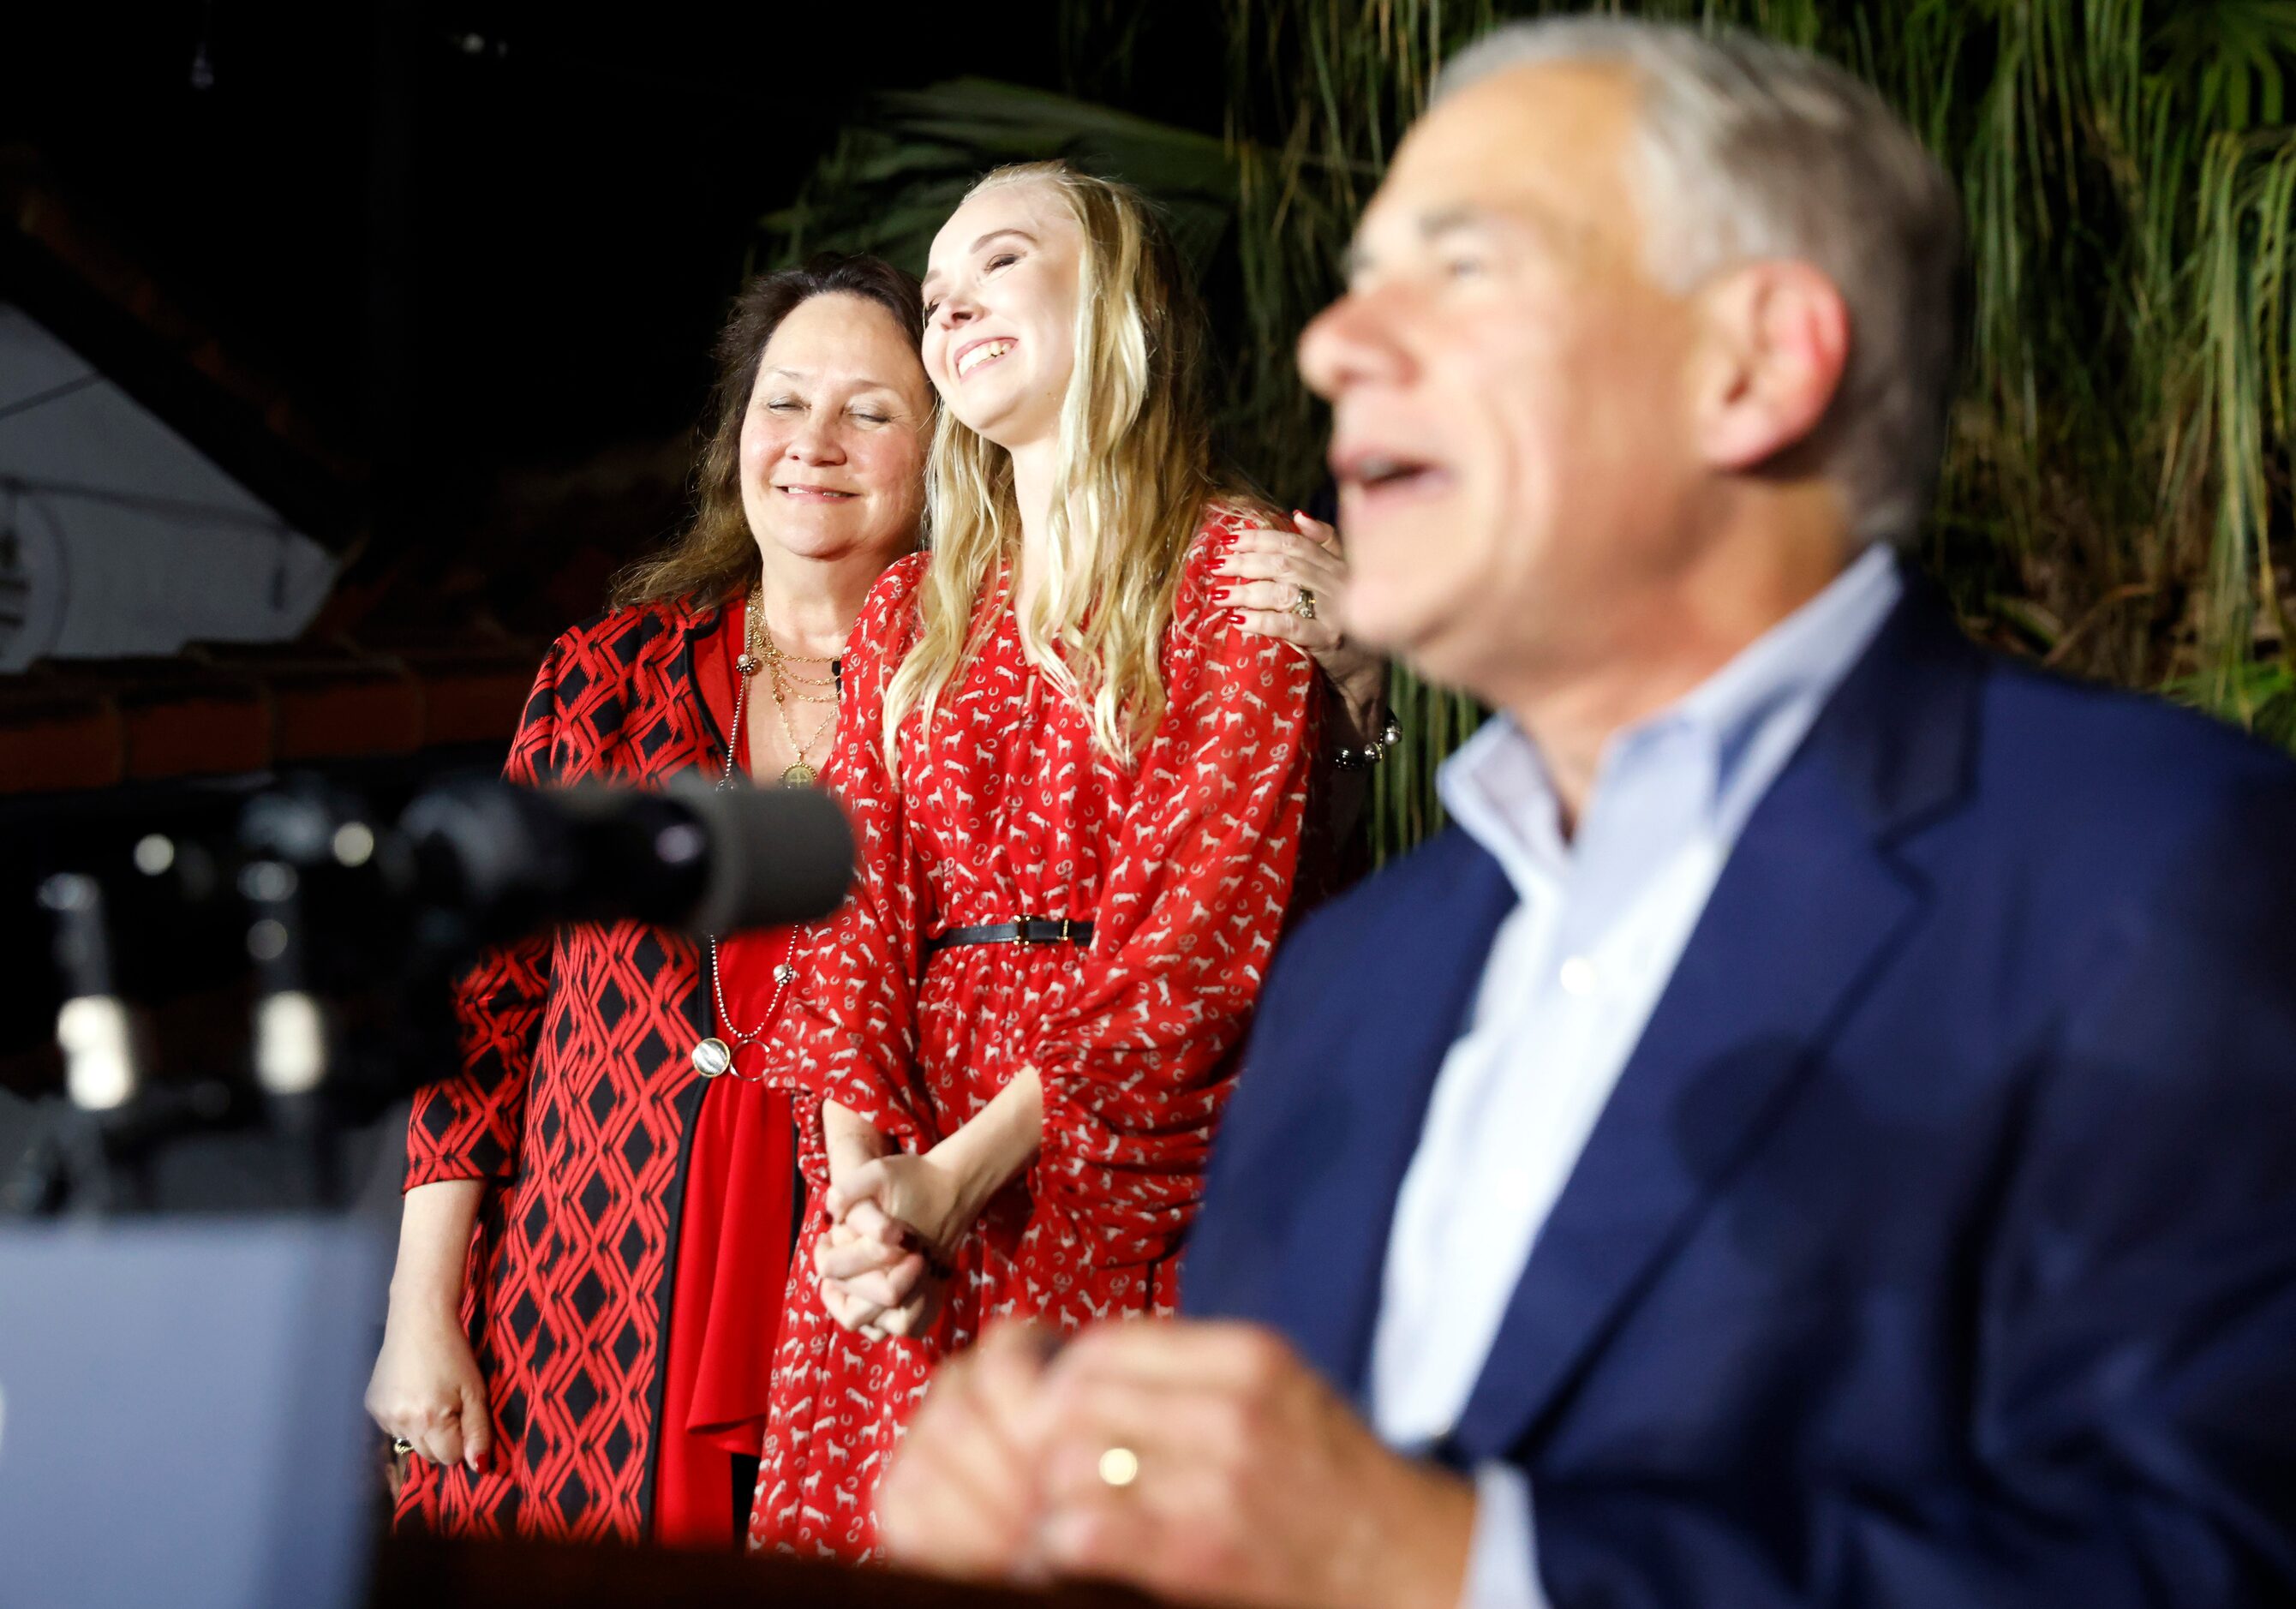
left=746, top=511, right=1318, bottom=1559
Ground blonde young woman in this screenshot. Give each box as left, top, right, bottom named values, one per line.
left=746, top=163, right=1333, bottom=1559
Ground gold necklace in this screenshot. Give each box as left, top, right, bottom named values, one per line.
left=750, top=619, right=837, bottom=684
left=768, top=694, right=837, bottom=787
left=743, top=588, right=839, bottom=787
left=763, top=655, right=838, bottom=705
left=694, top=589, right=814, bottom=1079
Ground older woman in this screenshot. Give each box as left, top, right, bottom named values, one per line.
left=367, top=254, right=935, bottom=1548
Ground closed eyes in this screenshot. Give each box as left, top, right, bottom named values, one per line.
left=763, top=397, right=894, bottom=425
left=923, top=249, right=1025, bottom=320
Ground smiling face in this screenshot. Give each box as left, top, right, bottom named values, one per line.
left=1299, top=63, right=1708, bottom=701
left=738, top=291, right=932, bottom=565
left=919, top=178, right=1084, bottom=452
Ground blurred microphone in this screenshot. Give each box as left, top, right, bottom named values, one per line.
left=391, top=773, right=855, bottom=945
left=30, top=775, right=853, bottom=1118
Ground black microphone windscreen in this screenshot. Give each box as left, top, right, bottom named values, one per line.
left=665, top=776, right=854, bottom=936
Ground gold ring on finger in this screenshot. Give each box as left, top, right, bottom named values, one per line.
left=1097, top=1445, right=1141, bottom=1489
left=1290, top=586, right=1318, bottom=622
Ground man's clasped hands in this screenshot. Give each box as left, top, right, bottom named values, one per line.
left=810, top=1101, right=1478, bottom=1608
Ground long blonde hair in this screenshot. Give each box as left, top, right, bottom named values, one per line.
left=883, top=162, right=1245, bottom=767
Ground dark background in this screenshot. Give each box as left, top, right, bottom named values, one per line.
left=0, top=2, right=1217, bottom=589
left=0, top=0, right=1226, bottom=1149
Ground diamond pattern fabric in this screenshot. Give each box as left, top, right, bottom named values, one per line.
left=397, top=601, right=735, bottom=1542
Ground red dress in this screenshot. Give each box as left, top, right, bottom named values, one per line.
left=746, top=510, right=1319, bottom=1560
left=650, top=595, right=805, bottom=1546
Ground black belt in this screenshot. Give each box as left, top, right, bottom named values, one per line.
left=923, top=917, right=1094, bottom=960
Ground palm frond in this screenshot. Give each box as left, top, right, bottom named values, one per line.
left=761, top=79, right=1241, bottom=278
left=761, top=2, right=2296, bottom=861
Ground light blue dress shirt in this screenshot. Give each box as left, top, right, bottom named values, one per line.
left=1364, top=546, right=1904, bottom=1608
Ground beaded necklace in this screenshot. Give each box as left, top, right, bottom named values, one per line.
left=689, top=585, right=841, bottom=1080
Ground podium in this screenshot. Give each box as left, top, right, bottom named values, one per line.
left=0, top=1220, right=1174, bottom=1609
left=0, top=1218, right=385, bottom=1609
left=373, top=1536, right=1166, bottom=1607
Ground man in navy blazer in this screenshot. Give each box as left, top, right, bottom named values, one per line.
left=877, top=19, right=2296, bottom=1607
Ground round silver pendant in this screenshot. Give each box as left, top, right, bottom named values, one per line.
left=691, top=1036, right=733, bottom=1078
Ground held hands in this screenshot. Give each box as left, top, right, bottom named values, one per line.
left=816, top=1076, right=1043, bottom=1343
left=818, top=1157, right=965, bottom=1340
left=816, top=1101, right=977, bottom=1342
left=828, top=1150, right=972, bottom=1260
left=1220, top=511, right=1387, bottom=741
left=880, top=1319, right=1477, bottom=1609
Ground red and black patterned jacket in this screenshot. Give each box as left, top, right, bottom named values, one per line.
left=398, top=597, right=742, bottom=1542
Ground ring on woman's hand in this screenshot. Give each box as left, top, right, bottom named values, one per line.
left=1290, top=586, right=1318, bottom=622
left=391, top=1437, right=415, bottom=1456
left=1097, top=1445, right=1141, bottom=1489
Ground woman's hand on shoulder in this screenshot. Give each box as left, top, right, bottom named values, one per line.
left=1218, top=511, right=1387, bottom=737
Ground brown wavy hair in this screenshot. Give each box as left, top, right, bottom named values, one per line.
left=612, top=253, right=926, bottom=611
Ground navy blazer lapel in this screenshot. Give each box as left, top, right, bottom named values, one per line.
left=1275, top=830, right=1519, bottom=1402
left=1444, top=583, right=1984, bottom=1464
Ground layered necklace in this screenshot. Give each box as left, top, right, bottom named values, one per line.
left=691, top=583, right=842, bottom=1080
left=738, top=583, right=840, bottom=788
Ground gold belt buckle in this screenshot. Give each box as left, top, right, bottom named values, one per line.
left=1010, top=915, right=1072, bottom=948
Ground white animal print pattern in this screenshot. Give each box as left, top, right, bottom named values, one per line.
left=746, top=510, right=1318, bottom=1560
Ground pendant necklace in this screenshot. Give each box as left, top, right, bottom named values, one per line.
left=755, top=597, right=839, bottom=787
left=691, top=584, right=834, bottom=1079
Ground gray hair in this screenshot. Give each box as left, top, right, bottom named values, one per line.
left=1436, top=19, right=1963, bottom=546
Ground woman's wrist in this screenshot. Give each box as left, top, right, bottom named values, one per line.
left=388, top=1270, right=466, bottom=1322
left=823, top=1099, right=894, bottom=1187
left=920, top=1130, right=1002, bottom=1250
left=1328, top=665, right=1387, bottom=745
left=827, top=1138, right=890, bottom=1191
left=389, top=1177, right=484, bottom=1319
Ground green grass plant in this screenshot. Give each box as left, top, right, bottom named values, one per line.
left=763, top=1, right=2296, bottom=860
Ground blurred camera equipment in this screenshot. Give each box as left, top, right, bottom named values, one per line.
left=7, top=774, right=853, bottom=1217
